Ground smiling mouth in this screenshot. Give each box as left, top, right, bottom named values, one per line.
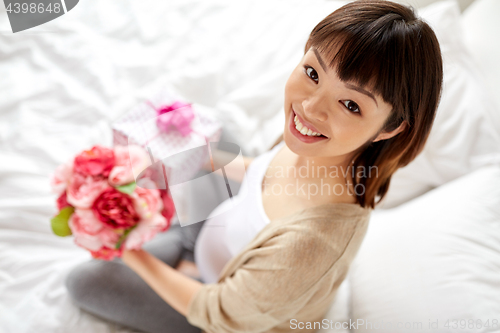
left=293, top=110, right=328, bottom=138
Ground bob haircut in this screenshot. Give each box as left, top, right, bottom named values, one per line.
left=301, top=0, right=444, bottom=209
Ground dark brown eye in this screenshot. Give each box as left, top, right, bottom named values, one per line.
left=305, top=67, right=318, bottom=82
left=343, top=100, right=360, bottom=113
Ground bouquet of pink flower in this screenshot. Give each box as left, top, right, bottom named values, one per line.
left=49, top=145, right=175, bottom=260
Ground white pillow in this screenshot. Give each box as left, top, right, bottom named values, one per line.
left=377, top=0, right=500, bottom=208
left=462, top=0, right=500, bottom=112
left=346, top=164, right=500, bottom=332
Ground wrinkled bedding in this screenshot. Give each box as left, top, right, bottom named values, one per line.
left=0, top=0, right=345, bottom=331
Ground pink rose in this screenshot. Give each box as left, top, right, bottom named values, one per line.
left=131, top=187, right=163, bottom=220
left=124, top=213, right=168, bottom=250
left=155, top=101, right=194, bottom=137
left=108, top=166, right=132, bottom=186
left=109, top=145, right=150, bottom=186
left=92, top=187, right=140, bottom=229
left=74, top=146, right=115, bottom=177
left=69, top=211, right=103, bottom=252
left=73, top=234, right=103, bottom=252
left=159, top=190, right=175, bottom=231
left=56, top=191, right=71, bottom=210
left=90, top=247, right=123, bottom=260
left=69, top=209, right=104, bottom=235
left=97, top=227, right=121, bottom=249
left=66, top=173, right=109, bottom=209
left=50, top=162, right=73, bottom=195
left=69, top=208, right=123, bottom=254
left=68, top=206, right=106, bottom=253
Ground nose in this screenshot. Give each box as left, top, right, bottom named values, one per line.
left=301, top=94, right=328, bottom=122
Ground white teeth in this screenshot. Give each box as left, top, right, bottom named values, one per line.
left=294, top=114, right=323, bottom=137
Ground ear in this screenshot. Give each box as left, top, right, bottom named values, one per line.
left=372, top=120, right=408, bottom=143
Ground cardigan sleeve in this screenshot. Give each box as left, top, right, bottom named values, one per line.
left=186, top=227, right=341, bottom=333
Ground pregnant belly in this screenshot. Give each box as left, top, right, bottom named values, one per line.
left=194, top=196, right=243, bottom=284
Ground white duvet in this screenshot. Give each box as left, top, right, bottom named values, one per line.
left=0, top=0, right=349, bottom=331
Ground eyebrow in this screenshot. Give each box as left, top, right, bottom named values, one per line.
left=344, top=83, right=378, bottom=107
left=312, top=47, right=328, bottom=73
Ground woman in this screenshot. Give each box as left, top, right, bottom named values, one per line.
left=65, top=1, right=443, bottom=332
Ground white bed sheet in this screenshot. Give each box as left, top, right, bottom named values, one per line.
left=0, top=0, right=345, bottom=331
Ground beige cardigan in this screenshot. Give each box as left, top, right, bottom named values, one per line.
left=187, top=202, right=372, bottom=333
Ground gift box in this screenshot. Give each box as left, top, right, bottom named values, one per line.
left=112, top=87, right=223, bottom=190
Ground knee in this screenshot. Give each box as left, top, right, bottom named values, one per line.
left=65, top=260, right=113, bottom=308
left=65, top=261, right=91, bottom=307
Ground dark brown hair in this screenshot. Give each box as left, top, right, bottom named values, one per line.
left=284, top=0, right=443, bottom=208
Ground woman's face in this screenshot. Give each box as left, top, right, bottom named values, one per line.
left=283, top=46, right=399, bottom=166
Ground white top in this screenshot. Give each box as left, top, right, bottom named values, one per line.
left=194, top=140, right=286, bottom=284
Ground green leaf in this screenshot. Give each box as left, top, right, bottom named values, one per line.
left=51, top=206, right=74, bottom=237
left=115, top=225, right=137, bottom=250
left=115, top=182, right=136, bottom=195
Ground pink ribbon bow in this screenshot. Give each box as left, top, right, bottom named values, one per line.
left=148, top=101, right=195, bottom=137
left=143, top=100, right=215, bottom=172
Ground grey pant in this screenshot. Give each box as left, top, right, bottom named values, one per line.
left=65, top=138, right=243, bottom=333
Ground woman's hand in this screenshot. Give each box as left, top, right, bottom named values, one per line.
left=175, top=259, right=201, bottom=280
left=121, top=249, right=203, bottom=317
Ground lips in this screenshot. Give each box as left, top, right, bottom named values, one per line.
left=292, top=109, right=327, bottom=138
left=289, top=109, right=328, bottom=144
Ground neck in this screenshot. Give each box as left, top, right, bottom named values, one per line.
left=279, top=146, right=358, bottom=204
left=292, top=151, right=354, bottom=183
